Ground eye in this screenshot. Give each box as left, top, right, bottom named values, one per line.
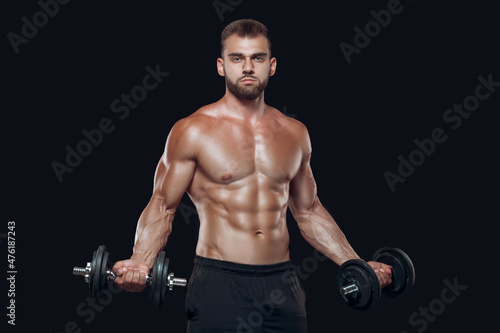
left=255, top=57, right=264, bottom=61
left=232, top=57, right=241, bottom=62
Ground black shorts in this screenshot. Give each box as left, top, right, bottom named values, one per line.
left=185, top=256, right=308, bottom=333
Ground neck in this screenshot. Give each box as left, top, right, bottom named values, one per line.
left=222, top=88, right=267, bottom=122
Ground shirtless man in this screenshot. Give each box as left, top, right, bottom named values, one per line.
left=113, top=19, right=392, bottom=332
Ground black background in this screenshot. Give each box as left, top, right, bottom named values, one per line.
left=2, top=0, right=498, bottom=332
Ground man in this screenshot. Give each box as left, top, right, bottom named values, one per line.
left=113, top=19, right=392, bottom=332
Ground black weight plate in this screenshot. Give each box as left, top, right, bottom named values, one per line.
left=98, top=250, right=110, bottom=301
left=151, top=252, right=165, bottom=307
left=337, top=259, right=381, bottom=310
left=91, top=245, right=106, bottom=299
left=89, top=249, right=97, bottom=296
left=159, top=256, right=169, bottom=308
left=151, top=254, right=159, bottom=306
left=373, top=247, right=415, bottom=298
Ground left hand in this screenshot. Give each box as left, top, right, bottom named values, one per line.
left=367, top=261, right=393, bottom=288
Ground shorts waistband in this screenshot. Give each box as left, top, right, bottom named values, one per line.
left=193, top=255, right=294, bottom=276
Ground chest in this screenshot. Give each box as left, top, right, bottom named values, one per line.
left=196, top=121, right=302, bottom=184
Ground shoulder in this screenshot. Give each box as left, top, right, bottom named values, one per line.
left=165, top=104, right=220, bottom=158
left=268, top=107, right=311, bottom=154
left=267, top=107, right=308, bottom=133
left=174, top=102, right=223, bottom=130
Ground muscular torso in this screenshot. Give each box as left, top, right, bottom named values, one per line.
left=185, top=104, right=305, bottom=264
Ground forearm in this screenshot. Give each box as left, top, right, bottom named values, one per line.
left=131, top=196, right=175, bottom=268
left=294, top=200, right=361, bottom=266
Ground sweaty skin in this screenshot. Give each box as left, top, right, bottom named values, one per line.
left=113, top=34, right=392, bottom=292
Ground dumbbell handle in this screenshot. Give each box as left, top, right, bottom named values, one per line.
left=106, top=270, right=153, bottom=284
left=73, top=264, right=187, bottom=289
left=108, top=270, right=187, bottom=288
left=340, top=271, right=394, bottom=296
left=340, top=283, right=359, bottom=296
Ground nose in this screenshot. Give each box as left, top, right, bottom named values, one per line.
left=242, top=59, right=254, bottom=75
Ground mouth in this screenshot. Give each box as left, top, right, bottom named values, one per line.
left=239, top=77, right=257, bottom=83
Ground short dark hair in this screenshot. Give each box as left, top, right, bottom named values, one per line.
left=220, top=19, right=271, bottom=56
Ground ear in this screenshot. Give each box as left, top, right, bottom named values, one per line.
left=269, top=57, right=277, bottom=77
left=217, top=58, right=225, bottom=77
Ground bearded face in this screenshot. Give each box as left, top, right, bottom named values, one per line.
left=225, top=74, right=269, bottom=100
left=218, top=34, right=276, bottom=101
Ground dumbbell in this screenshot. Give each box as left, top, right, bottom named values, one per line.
left=73, top=245, right=187, bottom=307
left=336, top=247, right=415, bottom=310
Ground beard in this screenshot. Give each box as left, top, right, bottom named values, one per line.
left=225, top=75, right=269, bottom=100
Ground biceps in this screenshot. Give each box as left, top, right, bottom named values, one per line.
left=289, top=162, right=318, bottom=214
left=153, top=155, right=196, bottom=211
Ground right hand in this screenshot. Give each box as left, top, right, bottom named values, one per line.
left=112, top=259, right=150, bottom=292
left=367, top=261, right=393, bottom=288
